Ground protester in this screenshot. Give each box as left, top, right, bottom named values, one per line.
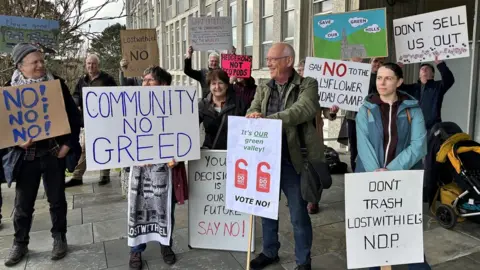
left=355, top=62, right=430, bottom=270
left=246, top=42, right=331, bottom=270
left=128, top=66, right=188, bottom=270
left=184, top=46, right=220, bottom=99
left=69, top=54, right=117, bottom=187
left=398, top=56, right=455, bottom=131
left=199, top=69, right=247, bottom=150
left=230, top=75, right=257, bottom=109
left=118, top=59, right=143, bottom=198
left=368, top=57, right=385, bottom=95
left=297, top=59, right=339, bottom=214
left=3, top=43, right=81, bottom=266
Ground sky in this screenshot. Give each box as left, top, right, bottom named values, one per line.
left=82, top=0, right=127, bottom=34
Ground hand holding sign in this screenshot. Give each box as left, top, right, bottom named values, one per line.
left=245, top=112, right=263, bottom=119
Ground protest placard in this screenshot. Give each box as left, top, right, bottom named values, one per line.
left=345, top=171, right=424, bottom=269
left=82, top=86, right=200, bottom=170
left=221, top=54, right=252, bottom=78
left=0, top=15, right=59, bottom=53
left=120, top=29, right=159, bottom=77
left=225, top=116, right=282, bottom=220
left=393, top=6, right=469, bottom=64
left=188, top=150, right=255, bottom=252
left=188, top=17, right=232, bottom=52
left=313, top=8, right=388, bottom=60
left=0, top=80, right=70, bottom=149
left=303, top=56, right=371, bottom=112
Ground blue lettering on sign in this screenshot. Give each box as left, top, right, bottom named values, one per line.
left=88, top=88, right=198, bottom=165
left=3, top=83, right=51, bottom=144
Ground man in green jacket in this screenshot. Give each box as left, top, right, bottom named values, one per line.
left=246, top=43, right=338, bottom=270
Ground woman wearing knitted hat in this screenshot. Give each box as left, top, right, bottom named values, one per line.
left=2, top=43, right=81, bottom=266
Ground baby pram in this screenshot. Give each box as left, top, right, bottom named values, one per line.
left=425, top=122, right=480, bottom=229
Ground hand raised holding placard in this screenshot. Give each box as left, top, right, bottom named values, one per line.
left=187, top=46, right=194, bottom=59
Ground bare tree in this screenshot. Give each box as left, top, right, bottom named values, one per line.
left=0, top=0, right=126, bottom=89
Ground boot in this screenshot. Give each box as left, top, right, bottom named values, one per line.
left=161, top=244, right=176, bottom=265
left=4, top=244, right=28, bottom=266
left=51, top=234, right=68, bottom=260
left=129, top=252, right=143, bottom=270
left=65, top=178, right=83, bottom=187
left=99, top=176, right=110, bottom=186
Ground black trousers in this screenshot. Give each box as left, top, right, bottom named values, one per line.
left=347, top=119, right=358, bottom=172
left=14, top=155, right=67, bottom=246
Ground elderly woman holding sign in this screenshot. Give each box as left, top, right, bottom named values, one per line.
left=2, top=43, right=81, bottom=266
left=355, top=63, right=430, bottom=270
left=127, top=66, right=188, bottom=270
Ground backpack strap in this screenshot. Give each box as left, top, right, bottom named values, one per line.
left=406, top=108, right=411, bottom=124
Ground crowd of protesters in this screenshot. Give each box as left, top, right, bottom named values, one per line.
left=0, top=34, right=456, bottom=270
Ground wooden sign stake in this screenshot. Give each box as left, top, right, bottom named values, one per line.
left=381, top=266, right=392, bottom=270
left=246, top=215, right=254, bottom=270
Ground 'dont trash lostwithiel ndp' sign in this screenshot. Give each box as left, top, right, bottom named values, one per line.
left=0, top=80, right=70, bottom=149
left=82, top=85, right=201, bottom=170
left=345, top=170, right=424, bottom=269
left=303, top=56, right=371, bottom=112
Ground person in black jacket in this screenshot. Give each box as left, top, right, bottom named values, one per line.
left=184, top=46, right=221, bottom=99
left=3, top=43, right=81, bottom=266
left=67, top=54, right=117, bottom=187
left=398, top=56, right=455, bottom=131
left=199, top=69, right=247, bottom=150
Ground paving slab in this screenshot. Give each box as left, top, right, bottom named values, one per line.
left=73, top=191, right=125, bottom=209
left=31, top=208, right=83, bottom=233
left=0, top=234, right=28, bottom=270
left=25, top=242, right=107, bottom=270
left=104, top=238, right=160, bottom=268
left=282, top=251, right=346, bottom=270
left=28, top=223, right=93, bottom=253
left=147, top=251, right=243, bottom=270
left=93, top=218, right=127, bottom=243
left=64, top=184, right=94, bottom=197
left=432, top=256, right=479, bottom=270
left=82, top=201, right=127, bottom=224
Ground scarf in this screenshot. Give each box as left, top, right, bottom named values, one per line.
left=10, top=69, right=55, bottom=86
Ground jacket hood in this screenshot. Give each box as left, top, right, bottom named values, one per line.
left=363, top=91, right=419, bottom=110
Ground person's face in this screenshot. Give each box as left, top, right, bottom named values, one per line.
left=419, top=65, right=434, bottom=80
left=266, top=45, right=293, bottom=80
left=19, top=51, right=45, bottom=79
left=371, top=58, right=385, bottom=73
left=86, top=57, right=99, bottom=75
left=209, top=56, right=219, bottom=69
left=142, top=73, right=166, bottom=86
left=297, top=64, right=305, bottom=77
left=376, top=67, right=403, bottom=97
left=210, top=77, right=228, bottom=98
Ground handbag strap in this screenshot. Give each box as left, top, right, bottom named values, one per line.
left=211, top=113, right=227, bottom=149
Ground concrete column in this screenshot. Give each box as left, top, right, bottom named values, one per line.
left=147, top=0, right=152, bottom=28
left=333, top=0, right=347, bottom=12
left=272, top=0, right=282, bottom=43
left=236, top=0, right=244, bottom=54
left=252, top=0, right=261, bottom=69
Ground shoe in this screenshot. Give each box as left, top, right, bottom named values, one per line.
left=4, top=244, right=28, bottom=266
left=129, top=252, right=143, bottom=270
left=307, top=203, right=320, bottom=214
left=250, top=253, right=279, bottom=269
left=161, top=245, right=176, bottom=265
left=295, top=264, right=312, bottom=270
left=99, top=176, right=110, bottom=186
left=51, top=234, right=68, bottom=260
left=65, top=178, right=83, bottom=187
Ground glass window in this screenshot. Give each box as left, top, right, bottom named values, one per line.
left=244, top=0, right=253, bottom=22
left=206, top=4, right=212, bottom=16
left=177, top=24, right=181, bottom=69
left=285, top=11, right=295, bottom=39
left=262, top=0, right=273, bottom=17
left=232, top=27, right=237, bottom=48
left=313, top=0, right=333, bottom=14
left=217, top=0, right=224, bottom=16
left=284, top=0, right=295, bottom=10
left=261, top=43, right=272, bottom=67
left=244, top=23, right=253, bottom=46
left=261, top=0, right=273, bottom=67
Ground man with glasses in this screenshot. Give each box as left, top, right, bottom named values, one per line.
left=246, top=42, right=337, bottom=270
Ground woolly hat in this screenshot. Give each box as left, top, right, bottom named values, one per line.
left=12, top=43, right=40, bottom=66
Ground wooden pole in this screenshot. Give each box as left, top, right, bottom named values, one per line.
left=380, top=266, right=392, bottom=270
left=246, top=215, right=254, bottom=270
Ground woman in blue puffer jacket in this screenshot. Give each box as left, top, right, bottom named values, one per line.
left=355, top=62, right=430, bottom=270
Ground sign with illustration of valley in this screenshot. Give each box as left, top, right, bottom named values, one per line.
left=313, top=8, right=388, bottom=60
left=0, top=15, right=59, bottom=53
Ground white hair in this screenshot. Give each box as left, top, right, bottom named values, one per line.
left=86, top=54, right=100, bottom=64
left=282, top=43, right=296, bottom=62
left=208, top=51, right=220, bottom=60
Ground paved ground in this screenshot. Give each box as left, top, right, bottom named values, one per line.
left=0, top=153, right=480, bottom=269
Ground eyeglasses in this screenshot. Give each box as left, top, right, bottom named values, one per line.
left=264, top=56, right=289, bottom=63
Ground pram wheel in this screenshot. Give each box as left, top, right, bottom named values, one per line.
left=435, top=204, right=457, bottom=229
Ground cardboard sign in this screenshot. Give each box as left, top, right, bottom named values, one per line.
left=0, top=15, right=59, bottom=53
left=393, top=6, right=469, bottom=64
left=0, top=80, right=70, bottom=149
left=226, top=116, right=282, bottom=220
left=188, top=150, right=255, bottom=252
left=188, top=17, right=232, bottom=52
left=345, top=171, right=424, bottom=269
left=82, top=86, right=201, bottom=170
left=221, top=54, right=252, bottom=78
left=120, top=29, right=159, bottom=77
left=303, top=56, right=371, bottom=112
left=313, top=8, right=388, bottom=60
